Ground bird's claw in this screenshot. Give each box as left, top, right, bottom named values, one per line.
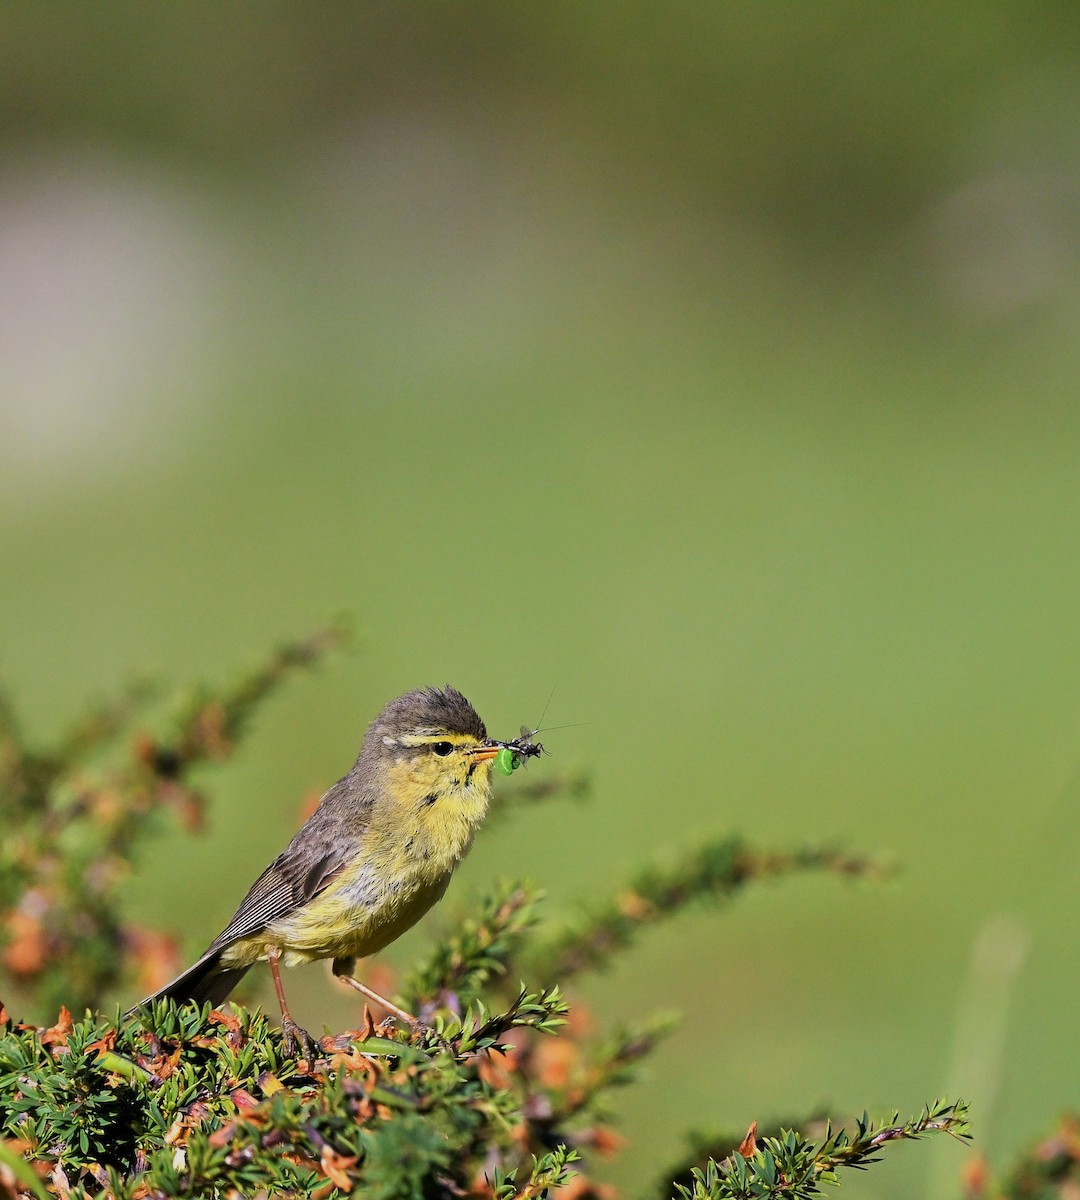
left=407, top=1018, right=454, bottom=1054
left=374, top=1011, right=429, bottom=1042
left=281, top=1016, right=318, bottom=1061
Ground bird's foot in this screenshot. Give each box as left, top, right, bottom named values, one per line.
left=404, top=1016, right=456, bottom=1055
left=371, top=1010, right=427, bottom=1041
left=280, top=1015, right=318, bottom=1061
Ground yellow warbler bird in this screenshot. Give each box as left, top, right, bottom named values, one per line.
left=134, top=686, right=537, bottom=1055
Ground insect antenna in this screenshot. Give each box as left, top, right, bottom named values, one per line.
left=531, top=683, right=558, bottom=738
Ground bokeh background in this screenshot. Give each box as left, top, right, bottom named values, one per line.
left=3, top=5, right=1079, bottom=1196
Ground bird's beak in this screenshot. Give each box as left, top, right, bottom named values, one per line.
left=468, top=742, right=501, bottom=762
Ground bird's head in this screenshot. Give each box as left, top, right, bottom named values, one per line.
left=358, top=685, right=502, bottom=808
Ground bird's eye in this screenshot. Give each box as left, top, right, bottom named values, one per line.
left=432, top=741, right=454, bottom=757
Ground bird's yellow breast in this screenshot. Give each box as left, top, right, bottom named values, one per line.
left=222, top=752, right=493, bottom=969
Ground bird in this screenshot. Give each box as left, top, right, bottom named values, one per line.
left=131, top=685, right=529, bottom=1056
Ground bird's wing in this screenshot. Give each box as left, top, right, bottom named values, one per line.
left=206, top=778, right=362, bottom=953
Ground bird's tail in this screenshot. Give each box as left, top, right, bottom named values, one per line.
left=128, top=948, right=252, bottom=1015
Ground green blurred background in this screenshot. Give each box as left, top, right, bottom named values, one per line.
left=2, top=4, right=1079, bottom=1195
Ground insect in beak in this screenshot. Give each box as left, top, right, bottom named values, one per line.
left=490, top=726, right=546, bottom=775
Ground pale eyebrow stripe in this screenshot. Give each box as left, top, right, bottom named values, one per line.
left=396, top=732, right=477, bottom=747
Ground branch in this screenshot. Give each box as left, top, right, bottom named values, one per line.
left=404, top=882, right=543, bottom=1016
left=532, top=839, right=887, bottom=981
left=151, top=620, right=352, bottom=775
left=484, top=769, right=591, bottom=827
left=676, top=1100, right=970, bottom=1200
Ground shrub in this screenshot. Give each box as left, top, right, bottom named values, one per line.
left=0, top=629, right=983, bottom=1199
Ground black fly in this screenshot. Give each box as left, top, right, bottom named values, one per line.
left=505, top=724, right=545, bottom=761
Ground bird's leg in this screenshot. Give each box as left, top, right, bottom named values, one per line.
left=268, top=947, right=317, bottom=1060
left=332, top=956, right=421, bottom=1027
